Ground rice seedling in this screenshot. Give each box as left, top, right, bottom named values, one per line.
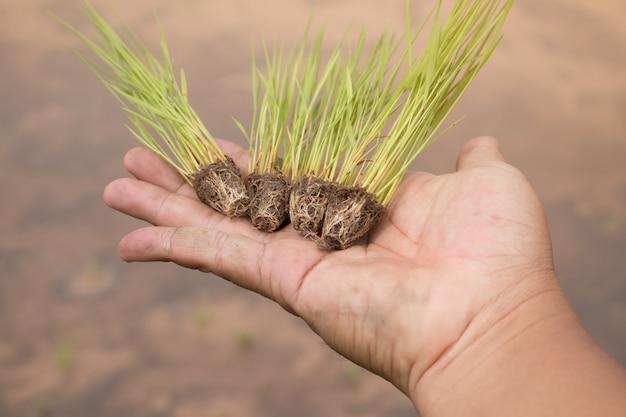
left=235, top=31, right=318, bottom=231
left=287, top=28, right=408, bottom=248
left=54, top=338, right=74, bottom=372
left=360, top=0, right=515, bottom=208
left=323, top=0, right=515, bottom=250
left=246, top=0, right=514, bottom=249
left=240, top=24, right=404, bottom=234
left=57, top=2, right=249, bottom=217
left=34, top=399, right=53, bottom=417
left=343, top=362, right=363, bottom=387
left=234, top=330, right=254, bottom=350
left=194, top=307, right=212, bottom=330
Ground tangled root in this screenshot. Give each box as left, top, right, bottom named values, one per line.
left=289, top=176, right=331, bottom=239
left=193, top=157, right=249, bottom=218
left=247, top=172, right=291, bottom=232
left=317, top=185, right=384, bottom=250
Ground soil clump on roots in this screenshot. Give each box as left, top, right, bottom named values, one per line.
left=290, top=177, right=384, bottom=250
left=289, top=176, right=331, bottom=239
left=318, top=185, right=384, bottom=250
left=193, top=157, right=250, bottom=218
left=247, top=172, right=291, bottom=231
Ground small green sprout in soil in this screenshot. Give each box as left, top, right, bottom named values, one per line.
left=234, top=330, right=254, bottom=350
left=54, top=339, right=74, bottom=372
left=194, top=307, right=212, bottom=330
left=34, top=399, right=54, bottom=417
left=343, top=362, right=363, bottom=387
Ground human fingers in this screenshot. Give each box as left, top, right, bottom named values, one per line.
left=123, top=139, right=250, bottom=196
left=103, top=176, right=256, bottom=237
left=118, top=225, right=270, bottom=292
left=123, top=147, right=196, bottom=198
left=118, top=225, right=325, bottom=311
left=456, top=136, right=507, bottom=171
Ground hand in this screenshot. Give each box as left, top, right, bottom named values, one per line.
left=103, top=136, right=558, bottom=403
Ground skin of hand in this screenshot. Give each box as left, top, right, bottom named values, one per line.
left=103, top=136, right=626, bottom=415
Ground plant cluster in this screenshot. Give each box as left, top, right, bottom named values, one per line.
left=59, top=2, right=249, bottom=218
left=60, top=0, right=514, bottom=250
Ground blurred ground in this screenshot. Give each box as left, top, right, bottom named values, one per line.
left=1, top=0, right=625, bottom=416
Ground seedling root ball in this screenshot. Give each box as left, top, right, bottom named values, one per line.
left=289, top=176, right=331, bottom=239
left=193, top=157, right=250, bottom=218
left=318, top=185, right=384, bottom=250
left=247, top=172, right=291, bottom=231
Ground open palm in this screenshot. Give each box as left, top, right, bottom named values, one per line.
left=104, top=136, right=555, bottom=397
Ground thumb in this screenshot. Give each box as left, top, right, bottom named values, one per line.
left=456, top=136, right=506, bottom=171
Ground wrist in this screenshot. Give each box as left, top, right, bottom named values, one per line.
left=409, top=271, right=626, bottom=416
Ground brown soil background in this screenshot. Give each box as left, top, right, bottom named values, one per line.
left=1, top=0, right=625, bottom=416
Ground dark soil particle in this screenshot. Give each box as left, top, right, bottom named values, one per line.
left=247, top=172, right=291, bottom=232
left=193, top=157, right=250, bottom=218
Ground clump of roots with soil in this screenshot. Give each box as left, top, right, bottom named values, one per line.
left=61, top=0, right=515, bottom=250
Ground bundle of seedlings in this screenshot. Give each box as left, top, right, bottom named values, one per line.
left=58, top=2, right=249, bottom=217
left=247, top=0, right=514, bottom=249
left=239, top=25, right=355, bottom=232
left=285, top=30, right=408, bottom=247
left=239, top=47, right=293, bottom=231
left=358, top=0, right=516, bottom=222
left=241, top=20, right=409, bottom=235
left=237, top=28, right=324, bottom=232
